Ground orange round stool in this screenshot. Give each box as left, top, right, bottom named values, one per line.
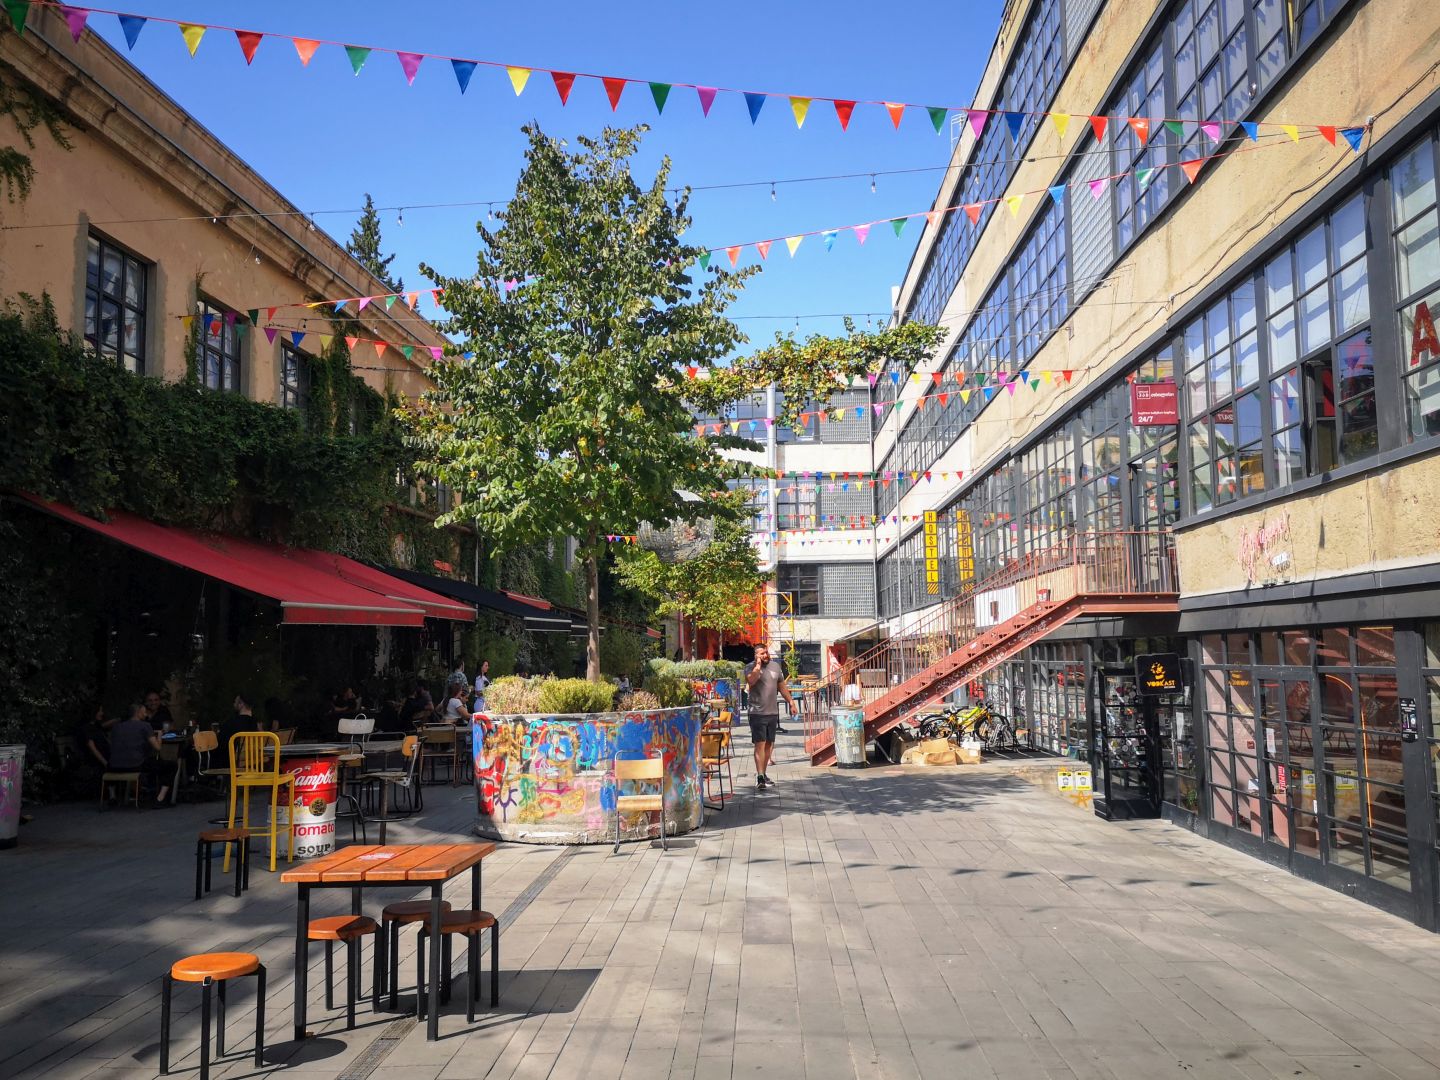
left=160, top=952, right=265, bottom=1079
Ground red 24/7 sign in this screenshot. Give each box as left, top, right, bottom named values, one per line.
left=1130, top=380, right=1179, bottom=426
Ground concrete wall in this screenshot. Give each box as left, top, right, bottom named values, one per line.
left=0, top=10, right=443, bottom=404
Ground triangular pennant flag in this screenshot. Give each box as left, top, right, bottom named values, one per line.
left=984, top=386, right=996, bottom=400
left=755, top=240, right=773, bottom=260
left=1088, top=177, right=1108, bottom=199
left=725, top=246, right=741, bottom=267
left=790, top=97, right=810, bottom=128
left=234, top=30, right=262, bottom=64
left=1137, top=166, right=1155, bottom=190
left=290, top=331, right=305, bottom=347
left=1282, top=124, right=1300, bottom=143
left=1062, top=369, right=1074, bottom=382
left=1089, top=115, right=1107, bottom=140
left=1005, top=194, right=1024, bottom=217
left=318, top=335, right=332, bottom=351
left=1180, top=158, right=1204, bottom=184
left=884, top=102, right=904, bottom=129
left=550, top=71, right=576, bottom=103
left=891, top=217, right=906, bottom=238
left=925, top=210, right=940, bottom=228
left=1164, top=119, right=1184, bottom=138
left=743, top=92, right=766, bottom=124
left=60, top=5, right=88, bottom=42
left=822, top=231, right=837, bottom=251
left=345, top=336, right=359, bottom=351
left=853, top=224, right=871, bottom=245
left=333, top=300, right=347, bottom=314
left=385, top=295, right=398, bottom=310
left=1314, top=124, right=1337, bottom=146
left=292, top=38, right=320, bottom=66
left=118, top=14, right=145, bottom=49
left=649, top=82, right=670, bottom=113
left=1127, top=117, right=1151, bottom=143
left=5, top=0, right=28, bottom=34
left=506, top=67, right=531, bottom=95
left=967, top=109, right=988, bottom=138
left=357, top=296, right=372, bottom=312
left=181, top=316, right=194, bottom=332
left=938, top=392, right=949, bottom=406
left=345, top=45, right=370, bottom=74
left=785, top=235, right=802, bottom=257
left=1004, top=111, right=1024, bottom=142
left=179, top=23, right=206, bottom=57
left=247, top=309, right=259, bottom=326
left=1051, top=112, right=1070, bottom=139
left=452, top=60, right=477, bottom=94
left=833, top=100, right=856, bottom=131
left=373, top=341, right=388, bottom=358
left=960, top=389, right=971, bottom=403
left=1341, top=127, right=1365, bottom=152
left=602, top=77, right=625, bottom=110
left=1240, top=121, right=1259, bottom=141
left=928, top=106, right=947, bottom=134
left=698, top=251, right=711, bottom=270
left=260, top=326, right=279, bottom=344
left=963, top=203, right=981, bottom=224
left=1048, top=185, right=1066, bottom=206
left=696, top=86, right=718, bottom=116
left=430, top=347, right=443, bottom=360
left=1201, top=120, right=1222, bottom=143
left=402, top=345, right=414, bottom=361
left=267, top=307, right=277, bottom=322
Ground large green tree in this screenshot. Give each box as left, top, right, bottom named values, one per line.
left=345, top=193, right=403, bottom=293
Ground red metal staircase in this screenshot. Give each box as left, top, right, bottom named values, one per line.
left=803, top=530, right=1179, bottom=766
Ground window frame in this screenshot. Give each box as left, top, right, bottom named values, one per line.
left=280, top=340, right=311, bottom=412
left=84, top=231, right=149, bottom=374
left=194, top=296, right=245, bottom=394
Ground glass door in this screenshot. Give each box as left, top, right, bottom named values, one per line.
left=1092, top=667, right=1162, bottom=820
left=1128, top=438, right=1180, bottom=529
left=1256, top=675, right=1322, bottom=862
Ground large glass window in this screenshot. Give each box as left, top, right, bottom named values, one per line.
left=1185, top=280, right=1262, bottom=510
left=776, top=563, right=820, bottom=617
left=1012, top=196, right=1070, bottom=356
left=194, top=298, right=243, bottom=393
left=280, top=342, right=310, bottom=412
left=84, top=233, right=148, bottom=373
left=1115, top=42, right=1169, bottom=250
left=1392, top=132, right=1440, bottom=440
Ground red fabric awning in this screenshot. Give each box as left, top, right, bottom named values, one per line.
left=23, top=497, right=427, bottom=627
left=287, top=550, right=475, bottom=622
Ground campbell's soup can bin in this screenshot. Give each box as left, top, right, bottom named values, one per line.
left=832, top=708, right=866, bottom=769
left=271, top=754, right=339, bottom=859
left=0, top=744, right=24, bottom=849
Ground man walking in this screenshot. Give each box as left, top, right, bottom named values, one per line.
left=745, top=644, right=795, bottom=790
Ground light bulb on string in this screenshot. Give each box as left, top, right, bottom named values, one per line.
left=770, top=183, right=777, bottom=202
left=870, top=175, right=877, bottom=194
left=397, top=207, right=405, bottom=227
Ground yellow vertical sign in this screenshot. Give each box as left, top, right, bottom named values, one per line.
left=955, top=509, right=975, bottom=583
left=923, top=510, right=940, bottom=595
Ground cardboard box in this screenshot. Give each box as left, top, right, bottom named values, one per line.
left=924, top=750, right=959, bottom=766
left=956, top=744, right=982, bottom=765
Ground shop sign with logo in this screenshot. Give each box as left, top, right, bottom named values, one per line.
left=923, top=510, right=940, bottom=595
left=1135, top=653, right=1183, bottom=696
left=1130, top=380, right=1179, bottom=426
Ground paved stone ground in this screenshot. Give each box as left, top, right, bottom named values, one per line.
left=6, top=731, right=1440, bottom=1080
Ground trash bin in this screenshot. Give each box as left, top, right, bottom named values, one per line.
left=0, top=744, right=25, bottom=849
left=832, top=708, right=866, bottom=769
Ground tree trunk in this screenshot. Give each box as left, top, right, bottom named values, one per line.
left=585, top=553, right=601, bottom=682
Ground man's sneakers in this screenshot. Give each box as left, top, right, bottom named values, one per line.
left=756, top=774, right=777, bottom=790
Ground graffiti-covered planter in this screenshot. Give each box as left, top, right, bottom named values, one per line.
left=472, top=706, right=701, bottom=844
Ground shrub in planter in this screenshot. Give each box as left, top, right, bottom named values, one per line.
left=617, top=689, right=661, bottom=711
left=668, top=659, right=743, bottom=681
left=643, top=673, right=695, bottom=709
left=646, top=657, right=674, bottom=678
left=484, top=675, right=547, bottom=714
left=536, top=678, right=617, bottom=715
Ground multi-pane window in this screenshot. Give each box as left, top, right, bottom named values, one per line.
left=1262, top=193, right=1374, bottom=480
left=1020, top=427, right=1077, bottom=554
left=1115, top=43, right=1169, bottom=251
left=1082, top=381, right=1130, bottom=532
left=776, top=563, right=820, bottom=616
left=195, top=298, right=243, bottom=393
left=1173, top=0, right=1251, bottom=162
left=1011, top=197, right=1070, bottom=355
left=280, top=342, right=309, bottom=412
left=776, top=479, right=818, bottom=530
left=84, top=233, right=148, bottom=373
left=727, top=478, right=770, bottom=532
left=1293, top=0, right=1341, bottom=49
left=1391, top=132, right=1440, bottom=440
left=1185, top=281, right=1263, bottom=510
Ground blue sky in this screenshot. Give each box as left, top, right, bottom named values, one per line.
left=87, top=0, right=1003, bottom=352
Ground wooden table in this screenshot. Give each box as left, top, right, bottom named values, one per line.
left=280, top=842, right=496, bottom=1041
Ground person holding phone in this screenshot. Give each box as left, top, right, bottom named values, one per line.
left=745, top=645, right=795, bottom=790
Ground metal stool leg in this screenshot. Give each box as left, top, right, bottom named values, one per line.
left=466, top=931, right=477, bottom=1024
left=159, top=974, right=172, bottom=1074
left=194, top=840, right=205, bottom=901
left=204, top=840, right=213, bottom=895
left=324, top=940, right=334, bottom=1011
left=372, top=925, right=383, bottom=1012
left=441, top=934, right=452, bottom=1005
left=216, top=977, right=227, bottom=1057
left=415, top=931, right=426, bottom=1021
left=254, top=964, right=266, bottom=1067
left=388, top=923, right=399, bottom=1010
left=346, top=937, right=358, bottom=1031
left=241, top=836, right=251, bottom=894
left=491, top=921, right=499, bottom=1007
left=199, top=978, right=212, bottom=1080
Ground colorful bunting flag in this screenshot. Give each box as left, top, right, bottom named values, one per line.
left=452, top=60, right=477, bottom=94
left=891, top=217, right=906, bottom=237
left=118, top=13, right=146, bottom=49
left=4, top=0, right=28, bottom=34
left=506, top=67, right=530, bottom=95
left=649, top=82, right=671, bottom=113
left=551, top=71, right=576, bottom=104
left=1179, top=158, right=1204, bottom=184
left=744, top=92, right=765, bottom=124
left=725, top=246, right=741, bottom=267
left=696, top=86, right=718, bottom=116
left=1005, top=194, right=1024, bottom=217
left=1127, top=117, right=1151, bottom=143
left=928, top=106, right=947, bottom=134
left=602, top=77, right=625, bottom=110
left=698, top=251, right=711, bottom=270
left=290, top=330, right=305, bottom=347
left=1051, top=112, right=1070, bottom=139
left=785, top=235, right=802, bottom=257
left=1282, top=124, right=1300, bottom=143
left=179, top=23, right=206, bottom=56
left=1004, top=111, right=1024, bottom=142
left=234, top=30, right=262, bottom=64
left=1048, top=185, right=1066, bottom=206
left=1341, top=127, right=1365, bottom=152
left=790, top=97, right=810, bottom=128
left=853, top=223, right=871, bottom=245
left=967, top=109, right=987, bottom=138
left=293, top=38, right=320, bottom=66
left=264, top=327, right=278, bottom=344
left=59, top=5, right=88, bottom=42
left=1088, top=115, right=1107, bottom=140
left=1088, top=177, right=1108, bottom=199
left=822, top=230, right=837, bottom=251
left=1200, top=120, right=1222, bottom=143
left=834, top=100, right=856, bottom=131
left=884, top=102, right=904, bottom=129
left=1137, top=166, right=1155, bottom=190
left=1164, top=120, right=1184, bottom=138
left=963, top=203, right=981, bottom=224
left=345, top=45, right=370, bottom=74
left=755, top=239, right=772, bottom=260
left=1240, top=121, right=1259, bottom=141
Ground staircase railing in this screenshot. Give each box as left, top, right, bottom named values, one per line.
left=805, top=528, right=1176, bottom=724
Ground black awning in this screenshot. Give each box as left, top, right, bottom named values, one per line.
left=374, top=566, right=575, bottom=633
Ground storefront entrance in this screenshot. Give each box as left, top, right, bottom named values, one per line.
left=1091, top=666, right=1165, bottom=820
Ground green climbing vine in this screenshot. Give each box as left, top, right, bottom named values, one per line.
left=0, top=58, right=72, bottom=205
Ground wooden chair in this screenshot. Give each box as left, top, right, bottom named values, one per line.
left=700, top=731, right=732, bottom=811
left=100, top=770, right=141, bottom=810
left=612, top=755, right=668, bottom=853
left=160, top=952, right=265, bottom=1079
left=224, top=732, right=295, bottom=873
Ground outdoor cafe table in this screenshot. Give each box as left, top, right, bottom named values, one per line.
left=280, top=842, right=496, bottom=1041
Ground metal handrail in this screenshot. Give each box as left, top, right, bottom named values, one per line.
left=804, top=529, right=1177, bottom=746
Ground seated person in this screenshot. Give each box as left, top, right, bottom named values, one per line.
left=328, top=686, right=359, bottom=726
left=107, top=702, right=175, bottom=807
left=144, top=690, right=175, bottom=732
left=443, top=684, right=471, bottom=724
left=218, top=693, right=261, bottom=756
left=75, top=705, right=112, bottom=780
left=399, top=681, right=435, bottom=727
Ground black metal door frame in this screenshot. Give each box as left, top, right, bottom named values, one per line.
left=1091, top=664, right=1163, bottom=821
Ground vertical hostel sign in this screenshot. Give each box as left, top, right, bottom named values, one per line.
left=955, top=509, right=975, bottom=583
left=923, top=510, right=940, bottom=595
left=1130, top=380, right=1180, bottom=426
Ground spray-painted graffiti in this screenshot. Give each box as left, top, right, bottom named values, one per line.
left=0, top=747, right=23, bottom=847
left=473, top=707, right=700, bottom=844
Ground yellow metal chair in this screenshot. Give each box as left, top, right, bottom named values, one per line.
left=612, top=755, right=668, bottom=854
left=225, top=732, right=295, bottom=873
